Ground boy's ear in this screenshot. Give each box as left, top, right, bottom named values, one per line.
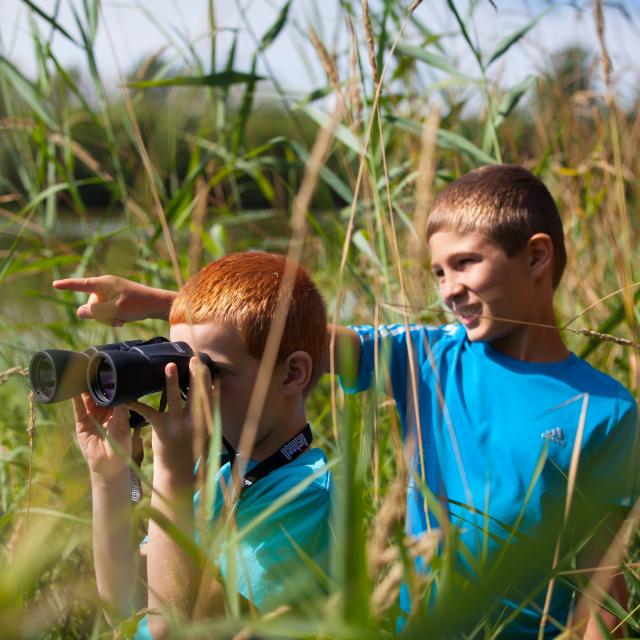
left=527, top=233, right=554, bottom=281
left=281, top=351, right=313, bottom=395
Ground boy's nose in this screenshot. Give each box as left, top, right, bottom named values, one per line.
left=441, top=279, right=466, bottom=308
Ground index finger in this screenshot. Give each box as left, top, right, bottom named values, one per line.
left=52, top=277, right=109, bottom=294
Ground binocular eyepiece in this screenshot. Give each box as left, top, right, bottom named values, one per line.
left=29, top=337, right=219, bottom=407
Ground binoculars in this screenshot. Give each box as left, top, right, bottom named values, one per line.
left=29, top=337, right=220, bottom=408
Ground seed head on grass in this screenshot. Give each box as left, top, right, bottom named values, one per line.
left=361, top=0, right=378, bottom=85
left=346, top=16, right=363, bottom=132
left=308, top=26, right=344, bottom=110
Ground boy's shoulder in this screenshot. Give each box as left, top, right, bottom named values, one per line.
left=563, top=353, right=636, bottom=411
left=214, top=446, right=331, bottom=506
left=208, top=446, right=331, bottom=528
left=248, top=446, right=331, bottom=498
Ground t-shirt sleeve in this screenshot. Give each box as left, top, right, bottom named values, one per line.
left=339, top=324, right=426, bottom=405
left=134, top=615, right=151, bottom=640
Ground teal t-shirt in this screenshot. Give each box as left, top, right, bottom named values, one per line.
left=345, top=323, right=638, bottom=638
left=203, top=446, right=331, bottom=610
left=135, top=445, right=331, bottom=638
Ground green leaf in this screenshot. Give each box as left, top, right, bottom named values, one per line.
left=301, top=105, right=362, bottom=155
left=45, top=45, right=97, bottom=122
left=6, top=255, right=78, bottom=279
left=293, top=86, right=333, bottom=109
left=0, top=191, right=58, bottom=285
left=486, top=9, right=550, bottom=67
left=232, top=56, right=258, bottom=154
left=437, top=129, right=497, bottom=165
left=493, top=75, right=536, bottom=129
left=385, top=114, right=496, bottom=165
left=127, top=71, right=264, bottom=89
left=445, top=0, right=482, bottom=69
left=258, top=0, right=292, bottom=52
left=0, top=56, right=56, bottom=128
left=395, top=41, right=474, bottom=82
left=21, top=0, right=81, bottom=47
left=352, top=230, right=382, bottom=268
left=288, top=140, right=353, bottom=203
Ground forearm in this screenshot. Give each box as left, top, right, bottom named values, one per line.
left=582, top=572, right=627, bottom=639
left=584, top=609, right=620, bottom=639
left=90, top=472, right=135, bottom=623
left=136, top=284, right=177, bottom=321
left=146, top=466, right=197, bottom=639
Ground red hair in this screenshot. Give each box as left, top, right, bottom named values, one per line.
left=169, top=252, right=327, bottom=391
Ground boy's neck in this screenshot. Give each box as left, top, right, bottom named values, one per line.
left=489, top=307, right=569, bottom=363
left=489, top=329, right=569, bottom=363
left=251, top=406, right=309, bottom=462
left=483, top=285, right=570, bottom=363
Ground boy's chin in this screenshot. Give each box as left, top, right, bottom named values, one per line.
left=461, top=319, right=483, bottom=341
left=462, top=321, right=498, bottom=343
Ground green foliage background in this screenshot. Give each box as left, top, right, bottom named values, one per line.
left=0, top=0, right=639, bottom=637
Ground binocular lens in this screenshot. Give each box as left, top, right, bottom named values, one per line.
left=89, top=356, right=117, bottom=405
left=32, top=354, right=56, bottom=401
left=96, top=359, right=116, bottom=404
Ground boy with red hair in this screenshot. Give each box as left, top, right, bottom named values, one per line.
left=69, top=252, right=331, bottom=638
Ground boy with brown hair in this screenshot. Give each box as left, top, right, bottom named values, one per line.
left=68, top=252, right=331, bottom=639
left=336, top=164, right=637, bottom=637
left=57, top=165, right=637, bottom=638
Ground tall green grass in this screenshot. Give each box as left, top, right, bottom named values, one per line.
left=0, top=0, right=639, bottom=637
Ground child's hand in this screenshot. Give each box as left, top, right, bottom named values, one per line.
left=73, top=393, right=132, bottom=479
left=53, top=275, right=176, bottom=326
left=128, top=358, right=213, bottom=478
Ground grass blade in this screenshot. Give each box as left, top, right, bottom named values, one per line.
left=395, top=41, right=475, bottom=82
left=20, top=0, right=81, bottom=47
left=127, top=71, right=264, bottom=89
left=486, top=9, right=550, bottom=68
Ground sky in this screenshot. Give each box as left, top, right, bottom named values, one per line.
left=1, top=0, right=639, bottom=103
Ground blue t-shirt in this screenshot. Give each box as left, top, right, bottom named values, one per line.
left=135, top=446, right=331, bottom=639
left=344, top=323, right=638, bottom=637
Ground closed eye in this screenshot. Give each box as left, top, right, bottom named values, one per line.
left=456, top=256, right=479, bottom=269
left=212, top=367, right=230, bottom=379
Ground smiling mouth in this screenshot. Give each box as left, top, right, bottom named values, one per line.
left=454, top=305, right=482, bottom=325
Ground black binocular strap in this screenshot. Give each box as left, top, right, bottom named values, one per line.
left=158, top=390, right=312, bottom=496
left=224, top=423, right=313, bottom=494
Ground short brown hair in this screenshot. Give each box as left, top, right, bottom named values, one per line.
left=170, top=252, right=327, bottom=392
left=426, top=164, right=566, bottom=287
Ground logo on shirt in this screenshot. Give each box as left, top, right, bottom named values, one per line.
left=540, top=428, right=565, bottom=446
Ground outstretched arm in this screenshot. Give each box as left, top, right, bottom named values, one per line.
left=54, top=276, right=364, bottom=388
left=53, top=276, right=176, bottom=326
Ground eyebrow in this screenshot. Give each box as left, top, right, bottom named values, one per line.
left=435, top=250, right=481, bottom=262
